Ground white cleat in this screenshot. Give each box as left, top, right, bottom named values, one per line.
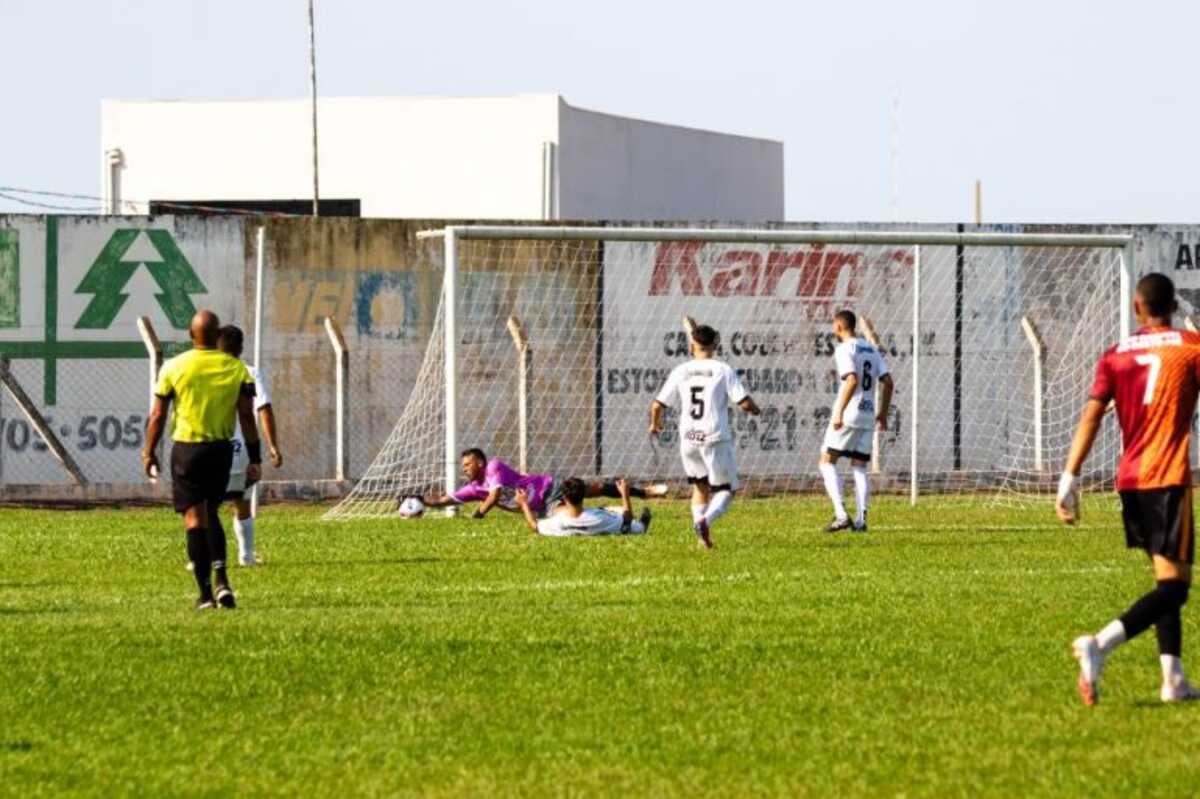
left=1072, top=635, right=1104, bottom=707
left=645, top=483, right=670, bottom=498
left=1161, top=680, right=1200, bottom=703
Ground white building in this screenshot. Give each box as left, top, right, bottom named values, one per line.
left=100, top=94, right=784, bottom=221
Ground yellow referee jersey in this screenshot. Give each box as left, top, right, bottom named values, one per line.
left=154, top=348, right=256, bottom=443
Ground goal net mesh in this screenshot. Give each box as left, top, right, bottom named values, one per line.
left=326, top=232, right=1124, bottom=520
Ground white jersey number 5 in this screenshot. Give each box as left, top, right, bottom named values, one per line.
left=1134, top=354, right=1161, bottom=405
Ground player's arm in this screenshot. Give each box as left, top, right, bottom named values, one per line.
left=422, top=494, right=459, bottom=508
left=257, top=404, right=282, bottom=468
left=831, top=373, right=859, bottom=430
left=876, top=373, right=895, bottom=430
left=615, top=477, right=635, bottom=528
left=1056, top=398, right=1106, bottom=525
left=738, top=397, right=761, bottom=416
left=649, top=400, right=668, bottom=436
left=237, top=391, right=263, bottom=486
left=473, top=487, right=502, bottom=518
left=514, top=488, right=539, bottom=533
left=142, top=395, right=170, bottom=478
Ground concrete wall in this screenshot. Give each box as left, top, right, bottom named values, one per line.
left=100, top=95, right=784, bottom=222
left=6, top=214, right=1200, bottom=499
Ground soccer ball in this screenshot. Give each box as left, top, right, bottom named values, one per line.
left=398, top=497, right=425, bottom=518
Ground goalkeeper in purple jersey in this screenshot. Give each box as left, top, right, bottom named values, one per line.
left=421, top=448, right=667, bottom=519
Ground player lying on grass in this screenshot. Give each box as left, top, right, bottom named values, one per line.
left=216, top=325, right=283, bottom=567
left=421, top=448, right=667, bottom=518
left=1058, top=272, right=1200, bottom=705
left=649, top=324, right=760, bottom=548
left=819, top=309, right=894, bottom=533
left=513, top=477, right=652, bottom=536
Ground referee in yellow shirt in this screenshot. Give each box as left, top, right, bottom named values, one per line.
left=143, top=310, right=262, bottom=610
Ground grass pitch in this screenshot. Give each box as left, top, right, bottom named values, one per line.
left=3, top=496, right=1199, bottom=797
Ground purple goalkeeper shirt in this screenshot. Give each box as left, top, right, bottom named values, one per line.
left=451, top=459, right=554, bottom=513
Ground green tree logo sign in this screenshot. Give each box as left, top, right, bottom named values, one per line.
left=74, top=229, right=207, bottom=329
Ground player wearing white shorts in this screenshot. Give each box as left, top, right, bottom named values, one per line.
left=513, top=477, right=652, bottom=537
left=650, top=324, right=761, bottom=548
left=217, top=326, right=283, bottom=566
left=820, top=310, right=894, bottom=533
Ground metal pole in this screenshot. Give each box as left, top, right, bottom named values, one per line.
left=136, top=316, right=164, bottom=470
left=324, top=317, right=349, bottom=482
left=506, top=316, right=530, bottom=472
left=251, top=225, right=266, bottom=517
left=1119, top=243, right=1135, bottom=339
left=443, top=228, right=459, bottom=516
left=307, top=0, right=320, bottom=217
left=1021, top=316, right=1046, bottom=471
left=910, top=245, right=920, bottom=506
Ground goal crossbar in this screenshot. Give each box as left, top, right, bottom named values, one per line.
left=416, top=225, right=1133, bottom=249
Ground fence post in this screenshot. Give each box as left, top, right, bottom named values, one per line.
left=0, top=356, right=88, bottom=487
left=506, top=316, right=531, bottom=473
left=137, top=316, right=164, bottom=473
left=910, top=245, right=921, bottom=506
left=1020, top=316, right=1046, bottom=471
left=323, top=317, right=349, bottom=482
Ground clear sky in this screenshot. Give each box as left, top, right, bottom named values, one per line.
left=0, top=0, right=1195, bottom=223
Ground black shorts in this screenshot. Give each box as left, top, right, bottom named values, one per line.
left=170, top=441, right=234, bottom=514
left=1120, top=487, right=1195, bottom=565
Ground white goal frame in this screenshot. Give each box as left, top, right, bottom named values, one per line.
left=417, top=226, right=1135, bottom=506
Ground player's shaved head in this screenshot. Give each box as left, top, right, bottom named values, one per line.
left=1136, top=273, right=1177, bottom=320
left=189, top=310, right=220, bottom=348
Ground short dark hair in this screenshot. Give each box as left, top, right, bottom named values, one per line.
left=217, top=325, right=245, bottom=357
left=1136, top=273, right=1176, bottom=318
left=692, top=325, right=719, bottom=349
left=834, top=310, right=857, bottom=331
left=561, top=477, right=587, bottom=506
left=460, top=448, right=487, bottom=464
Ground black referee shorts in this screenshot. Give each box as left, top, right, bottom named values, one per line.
left=1120, top=487, right=1195, bottom=565
left=170, top=441, right=234, bottom=514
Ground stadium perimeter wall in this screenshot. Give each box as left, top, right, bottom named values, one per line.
left=2, top=215, right=1200, bottom=501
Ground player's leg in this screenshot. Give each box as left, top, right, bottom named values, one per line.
left=232, top=498, right=257, bottom=566
left=587, top=480, right=668, bottom=499
left=818, top=452, right=850, bottom=532
left=182, top=501, right=215, bottom=609
left=849, top=431, right=871, bottom=531
left=691, top=479, right=713, bottom=548
left=699, top=441, right=738, bottom=531
left=208, top=497, right=236, bottom=609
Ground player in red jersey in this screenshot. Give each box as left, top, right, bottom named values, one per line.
left=1057, top=272, right=1200, bottom=705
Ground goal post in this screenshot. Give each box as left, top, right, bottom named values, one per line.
left=325, top=226, right=1134, bottom=520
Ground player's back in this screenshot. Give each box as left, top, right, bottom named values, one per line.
left=1092, top=327, right=1200, bottom=491
left=662, top=357, right=747, bottom=443
left=834, top=337, right=889, bottom=429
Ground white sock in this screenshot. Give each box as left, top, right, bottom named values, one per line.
left=703, top=491, right=733, bottom=527
left=851, top=465, right=869, bottom=525
left=819, top=463, right=847, bottom=520
left=1161, top=654, right=1186, bottom=687
left=1096, top=619, right=1126, bottom=654
left=691, top=504, right=707, bottom=525
left=233, top=516, right=255, bottom=564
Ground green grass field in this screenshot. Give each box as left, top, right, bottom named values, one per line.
left=3, top=496, right=1199, bottom=797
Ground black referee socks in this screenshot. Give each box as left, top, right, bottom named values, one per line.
left=186, top=527, right=212, bottom=598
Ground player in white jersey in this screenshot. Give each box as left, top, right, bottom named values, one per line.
left=820, top=310, right=894, bottom=532
left=514, top=477, right=652, bottom=537
left=650, top=324, right=761, bottom=548
left=217, top=326, right=283, bottom=565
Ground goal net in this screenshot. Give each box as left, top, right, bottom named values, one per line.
left=326, top=227, right=1132, bottom=520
